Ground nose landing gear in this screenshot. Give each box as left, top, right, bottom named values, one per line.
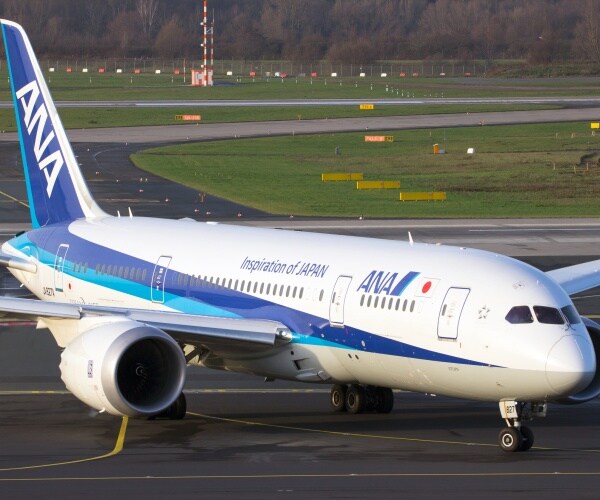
left=498, top=400, right=546, bottom=452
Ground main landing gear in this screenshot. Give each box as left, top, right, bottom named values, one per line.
left=498, top=400, right=546, bottom=452
left=330, top=384, right=394, bottom=414
left=148, top=392, right=187, bottom=420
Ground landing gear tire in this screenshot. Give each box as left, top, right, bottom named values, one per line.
left=498, top=427, right=522, bottom=452
left=519, top=426, right=535, bottom=451
left=149, top=392, right=187, bottom=420
left=375, top=387, right=394, bottom=413
left=330, top=384, right=347, bottom=412
left=345, top=384, right=365, bottom=414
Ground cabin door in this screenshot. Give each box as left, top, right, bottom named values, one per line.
left=329, top=275, right=352, bottom=327
left=53, top=244, right=69, bottom=293
left=437, top=287, right=470, bottom=340
left=151, top=256, right=171, bottom=303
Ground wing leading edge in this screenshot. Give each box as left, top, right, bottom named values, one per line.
left=0, top=295, right=292, bottom=352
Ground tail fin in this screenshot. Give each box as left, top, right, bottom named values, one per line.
left=1, top=19, right=105, bottom=228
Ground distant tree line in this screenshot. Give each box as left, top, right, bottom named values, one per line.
left=1, top=0, right=599, bottom=64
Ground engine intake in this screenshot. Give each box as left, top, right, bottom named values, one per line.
left=60, top=319, right=186, bottom=417
left=558, top=317, right=600, bottom=404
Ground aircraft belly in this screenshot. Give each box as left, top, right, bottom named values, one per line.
left=401, top=358, right=551, bottom=401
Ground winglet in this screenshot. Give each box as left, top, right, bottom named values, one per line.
left=1, top=19, right=105, bottom=228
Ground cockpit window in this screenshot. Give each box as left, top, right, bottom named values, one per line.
left=533, top=306, right=564, bottom=325
left=505, top=306, right=534, bottom=324
left=561, top=305, right=581, bottom=325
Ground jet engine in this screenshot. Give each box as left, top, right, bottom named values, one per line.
left=559, top=317, right=600, bottom=404
left=59, top=319, right=186, bottom=417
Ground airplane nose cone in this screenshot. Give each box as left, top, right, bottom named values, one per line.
left=546, top=335, right=595, bottom=395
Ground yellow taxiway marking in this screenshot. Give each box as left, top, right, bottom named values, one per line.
left=2, top=471, right=600, bottom=481
left=188, top=411, right=600, bottom=453
left=0, top=388, right=329, bottom=396
left=188, top=411, right=496, bottom=448
left=0, top=416, right=128, bottom=472
left=0, top=190, right=29, bottom=208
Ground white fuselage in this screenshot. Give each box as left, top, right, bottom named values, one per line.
left=4, top=215, right=595, bottom=402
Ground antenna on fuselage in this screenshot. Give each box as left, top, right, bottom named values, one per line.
left=408, top=231, right=414, bottom=246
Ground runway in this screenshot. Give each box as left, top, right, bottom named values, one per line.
left=1, top=120, right=600, bottom=497
left=2, top=96, right=600, bottom=108
left=2, top=106, right=600, bottom=145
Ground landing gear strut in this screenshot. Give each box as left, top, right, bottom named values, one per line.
left=329, top=384, right=394, bottom=414
left=498, top=400, right=546, bottom=452
left=149, top=392, right=187, bottom=420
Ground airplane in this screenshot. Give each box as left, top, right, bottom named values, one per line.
left=1, top=18, right=600, bottom=453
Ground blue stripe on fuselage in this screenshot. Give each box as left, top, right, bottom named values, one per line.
left=9, top=225, right=492, bottom=367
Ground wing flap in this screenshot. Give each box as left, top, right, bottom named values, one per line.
left=546, top=259, right=600, bottom=296
left=0, top=296, right=291, bottom=350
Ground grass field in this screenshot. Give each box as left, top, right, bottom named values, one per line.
left=2, top=65, right=600, bottom=102
left=131, top=122, right=600, bottom=218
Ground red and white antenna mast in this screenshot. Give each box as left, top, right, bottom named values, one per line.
left=201, top=0, right=214, bottom=87
left=202, top=0, right=207, bottom=86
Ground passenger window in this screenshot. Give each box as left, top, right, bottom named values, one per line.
left=395, top=299, right=400, bottom=311
left=561, top=305, right=581, bottom=325
left=380, top=297, right=386, bottom=309
left=410, top=300, right=415, bottom=312
left=299, top=287, right=304, bottom=299
left=142, top=269, right=147, bottom=281
left=319, top=290, right=324, bottom=301
left=360, top=295, right=365, bottom=306
left=505, top=306, right=534, bottom=324
left=533, top=306, right=565, bottom=325
left=373, top=296, right=379, bottom=308
left=367, top=295, right=372, bottom=307
left=403, top=299, right=408, bottom=312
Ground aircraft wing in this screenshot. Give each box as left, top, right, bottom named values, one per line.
left=546, top=259, right=600, bottom=296
left=0, top=295, right=292, bottom=352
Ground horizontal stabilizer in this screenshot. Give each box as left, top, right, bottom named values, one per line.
left=0, top=251, right=37, bottom=273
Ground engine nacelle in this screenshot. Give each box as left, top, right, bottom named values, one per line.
left=59, top=318, right=186, bottom=417
left=558, top=317, right=600, bottom=404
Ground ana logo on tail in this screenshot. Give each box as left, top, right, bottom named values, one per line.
left=15, top=80, right=64, bottom=198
